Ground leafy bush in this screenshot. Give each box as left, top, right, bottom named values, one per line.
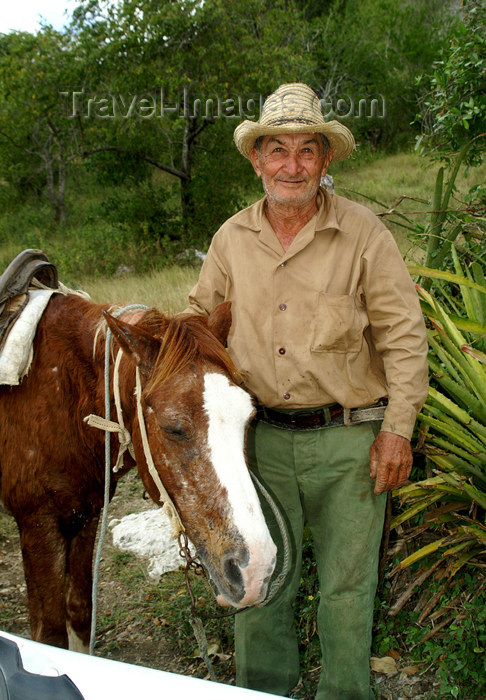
left=376, top=574, right=486, bottom=698
left=380, top=144, right=486, bottom=696
left=391, top=267, right=486, bottom=578
left=415, top=0, right=486, bottom=167
left=102, top=179, right=184, bottom=244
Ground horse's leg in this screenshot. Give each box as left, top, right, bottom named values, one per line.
left=19, top=515, right=69, bottom=648
left=65, top=515, right=100, bottom=653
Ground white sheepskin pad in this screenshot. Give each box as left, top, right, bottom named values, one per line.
left=0, top=289, right=55, bottom=385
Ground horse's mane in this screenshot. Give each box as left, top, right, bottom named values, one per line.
left=139, top=309, right=242, bottom=396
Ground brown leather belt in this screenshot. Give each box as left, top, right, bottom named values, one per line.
left=255, top=399, right=387, bottom=431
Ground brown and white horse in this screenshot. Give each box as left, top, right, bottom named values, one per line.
left=0, top=293, right=276, bottom=652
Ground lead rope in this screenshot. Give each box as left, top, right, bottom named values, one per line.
left=250, top=472, right=290, bottom=603
left=88, top=308, right=121, bottom=656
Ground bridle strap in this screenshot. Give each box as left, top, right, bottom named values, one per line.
left=87, top=304, right=183, bottom=655
left=135, top=365, right=185, bottom=538
left=85, top=309, right=184, bottom=535
left=84, top=349, right=134, bottom=473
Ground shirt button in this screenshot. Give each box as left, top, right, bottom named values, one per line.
left=283, top=393, right=291, bottom=400
left=278, top=347, right=286, bottom=355
left=280, top=261, right=287, bottom=267
left=279, top=303, right=287, bottom=311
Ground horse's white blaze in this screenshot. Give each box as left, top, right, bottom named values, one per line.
left=203, top=372, right=276, bottom=604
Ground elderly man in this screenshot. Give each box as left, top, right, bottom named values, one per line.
left=184, top=83, right=428, bottom=700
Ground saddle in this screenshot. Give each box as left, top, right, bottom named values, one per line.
left=0, top=249, right=58, bottom=350
left=0, top=636, right=85, bottom=700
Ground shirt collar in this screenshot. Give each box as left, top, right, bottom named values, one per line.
left=315, top=188, right=341, bottom=232
left=231, top=187, right=343, bottom=235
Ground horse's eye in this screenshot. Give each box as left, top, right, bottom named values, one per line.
left=163, top=423, right=191, bottom=441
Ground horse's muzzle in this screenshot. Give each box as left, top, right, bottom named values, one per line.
left=211, top=546, right=277, bottom=609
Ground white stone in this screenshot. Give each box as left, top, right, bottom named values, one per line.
left=109, top=509, right=185, bottom=580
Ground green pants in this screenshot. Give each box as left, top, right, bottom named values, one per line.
left=235, top=417, right=386, bottom=700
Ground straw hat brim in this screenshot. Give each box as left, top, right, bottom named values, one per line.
left=234, top=119, right=355, bottom=161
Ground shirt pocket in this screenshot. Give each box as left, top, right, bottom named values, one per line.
left=311, top=293, right=364, bottom=353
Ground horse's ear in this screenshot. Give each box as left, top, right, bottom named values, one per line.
left=103, top=311, right=160, bottom=377
left=207, top=301, right=232, bottom=346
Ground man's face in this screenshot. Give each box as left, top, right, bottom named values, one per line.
left=249, top=133, right=332, bottom=207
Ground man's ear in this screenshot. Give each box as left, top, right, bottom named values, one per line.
left=103, top=311, right=160, bottom=377
left=249, top=147, right=262, bottom=177
left=207, top=301, right=232, bottom=346
left=321, top=147, right=333, bottom=176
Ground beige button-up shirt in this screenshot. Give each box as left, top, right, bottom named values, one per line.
left=186, top=189, right=428, bottom=440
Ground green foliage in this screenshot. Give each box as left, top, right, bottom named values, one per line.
left=386, top=139, right=486, bottom=299
left=375, top=574, right=486, bottom=698
left=419, top=141, right=483, bottom=281
left=0, top=0, right=309, bottom=235
left=0, top=198, right=175, bottom=280
left=0, top=29, right=84, bottom=223
left=304, top=0, right=458, bottom=151
left=52, top=222, right=146, bottom=277
left=69, top=0, right=307, bottom=241
left=415, top=0, right=486, bottom=166
left=390, top=257, right=486, bottom=589
left=102, top=178, right=183, bottom=243
left=381, top=232, right=485, bottom=698
left=0, top=0, right=465, bottom=239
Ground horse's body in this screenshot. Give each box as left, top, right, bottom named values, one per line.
left=0, top=293, right=276, bottom=652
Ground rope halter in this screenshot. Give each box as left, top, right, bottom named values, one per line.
left=84, top=305, right=185, bottom=538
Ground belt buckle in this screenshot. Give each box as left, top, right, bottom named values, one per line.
left=290, top=410, right=325, bottom=428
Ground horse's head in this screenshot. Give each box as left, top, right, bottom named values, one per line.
left=105, top=303, right=277, bottom=609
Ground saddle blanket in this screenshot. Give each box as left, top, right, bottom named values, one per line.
left=0, top=289, right=56, bottom=386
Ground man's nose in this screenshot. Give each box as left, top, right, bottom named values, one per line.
left=284, top=153, right=303, bottom=175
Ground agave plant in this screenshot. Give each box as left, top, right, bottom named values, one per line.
left=389, top=254, right=486, bottom=617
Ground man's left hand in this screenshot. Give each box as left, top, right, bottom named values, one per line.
left=369, top=431, right=413, bottom=495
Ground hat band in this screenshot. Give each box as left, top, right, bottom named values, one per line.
left=264, top=116, right=320, bottom=127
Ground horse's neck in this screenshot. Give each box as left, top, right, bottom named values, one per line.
left=47, top=295, right=135, bottom=422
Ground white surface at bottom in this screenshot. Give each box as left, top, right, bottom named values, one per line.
left=0, top=631, right=277, bottom=700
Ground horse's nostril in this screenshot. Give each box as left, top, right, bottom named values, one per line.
left=223, top=556, right=244, bottom=588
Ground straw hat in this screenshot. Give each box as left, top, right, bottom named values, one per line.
left=234, top=83, right=355, bottom=161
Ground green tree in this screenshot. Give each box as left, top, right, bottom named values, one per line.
left=416, top=0, right=486, bottom=166
left=70, top=0, right=309, bottom=243
left=0, top=29, right=83, bottom=224
left=303, top=0, right=459, bottom=151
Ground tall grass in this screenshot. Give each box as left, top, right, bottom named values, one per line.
left=331, top=152, right=486, bottom=255
left=332, top=152, right=485, bottom=207
left=77, top=267, right=200, bottom=313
